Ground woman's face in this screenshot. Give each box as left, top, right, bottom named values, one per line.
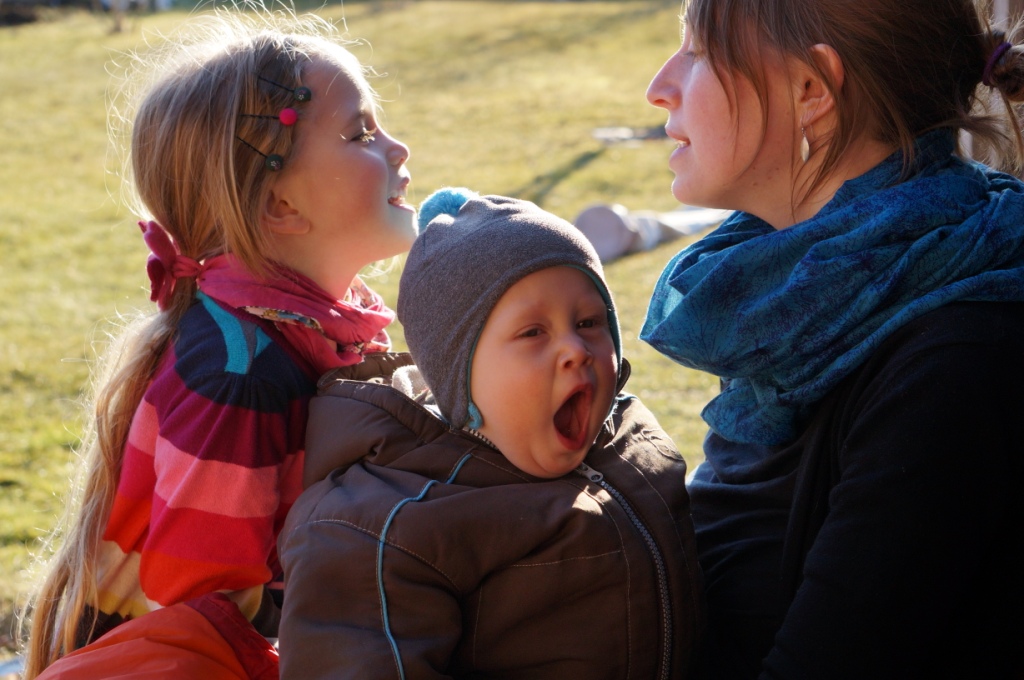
left=646, top=23, right=803, bottom=228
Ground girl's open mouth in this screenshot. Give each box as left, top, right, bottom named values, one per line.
left=553, top=384, right=593, bottom=450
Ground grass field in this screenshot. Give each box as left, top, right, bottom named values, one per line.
left=0, top=0, right=718, bottom=650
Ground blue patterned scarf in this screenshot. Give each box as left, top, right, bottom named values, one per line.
left=641, top=131, right=1024, bottom=446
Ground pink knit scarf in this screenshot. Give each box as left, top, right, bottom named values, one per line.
left=139, top=220, right=393, bottom=374
left=197, top=254, right=394, bottom=374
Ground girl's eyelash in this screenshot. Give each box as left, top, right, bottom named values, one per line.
left=354, top=127, right=377, bottom=143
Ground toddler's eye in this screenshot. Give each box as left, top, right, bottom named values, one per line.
left=578, top=318, right=604, bottom=330
left=354, top=127, right=377, bottom=143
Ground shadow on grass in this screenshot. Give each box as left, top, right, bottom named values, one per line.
left=510, top=147, right=606, bottom=207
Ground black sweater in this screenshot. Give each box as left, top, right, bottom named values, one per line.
left=689, top=301, right=1024, bottom=679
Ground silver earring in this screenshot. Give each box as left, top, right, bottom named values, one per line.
left=800, top=127, right=810, bottom=163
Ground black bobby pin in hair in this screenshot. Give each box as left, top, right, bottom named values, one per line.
left=235, top=135, right=285, bottom=171
left=236, top=76, right=311, bottom=171
left=257, top=75, right=312, bottom=102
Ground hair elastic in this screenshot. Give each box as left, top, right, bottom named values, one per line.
left=139, top=220, right=203, bottom=311
left=983, top=41, right=1013, bottom=87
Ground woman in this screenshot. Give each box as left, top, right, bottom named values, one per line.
left=642, top=0, right=1024, bottom=677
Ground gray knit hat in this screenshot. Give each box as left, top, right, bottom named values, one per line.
left=398, top=188, right=621, bottom=429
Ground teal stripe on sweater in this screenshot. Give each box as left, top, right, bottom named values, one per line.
left=198, top=292, right=259, bottom=375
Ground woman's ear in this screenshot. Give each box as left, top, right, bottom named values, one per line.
left=262, top=183, right=310, bottom=235
left=796, top=43, right=844, bottom=128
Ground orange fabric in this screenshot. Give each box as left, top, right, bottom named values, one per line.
left=37, top=593, right=278, bottom=679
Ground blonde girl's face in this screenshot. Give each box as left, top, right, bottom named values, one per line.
left=646, top=23, right=802, bottom=228
left=268, top=58, right=417, bottom=297
left=469, top=267, right=618, bottom=479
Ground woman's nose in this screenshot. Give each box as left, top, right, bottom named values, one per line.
left=647, top=52, right=681, bottom=109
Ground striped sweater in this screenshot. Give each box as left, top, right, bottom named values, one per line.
left=92, top=292, right=317, bottom=639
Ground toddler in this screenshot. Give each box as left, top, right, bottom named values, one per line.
left=279, top=188, right=704, bottom=679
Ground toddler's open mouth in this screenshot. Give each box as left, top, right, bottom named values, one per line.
left=554, top=384, right=593, bottom=451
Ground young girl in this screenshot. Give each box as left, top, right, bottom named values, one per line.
left=643, top=0, right=1024, bottom=678
left=25, top=9, right=416, bottom=678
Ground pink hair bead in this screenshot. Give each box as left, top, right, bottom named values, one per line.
left=279, top=108, right=298, bottom=126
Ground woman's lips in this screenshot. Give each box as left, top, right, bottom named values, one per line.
left=665, top=127, right=690, bottom=148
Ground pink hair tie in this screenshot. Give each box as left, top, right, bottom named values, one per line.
left=138, top=220, right=202, bottom=311
left=983, top=41, right=1013, bottom=87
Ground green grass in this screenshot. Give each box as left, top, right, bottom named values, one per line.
left=0, top=0, right=717, bottom=646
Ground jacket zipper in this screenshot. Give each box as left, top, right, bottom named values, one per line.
left=316, top=378, right=673, bottom=675
left=576, top=462, right=672, bottom=680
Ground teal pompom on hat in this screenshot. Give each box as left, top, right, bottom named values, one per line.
left=416, top=186, right=479, bottom=231
left=398, top=187, right=622, bottom=430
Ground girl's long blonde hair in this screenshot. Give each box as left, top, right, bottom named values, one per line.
left=22, top=7, right=372, bottom=676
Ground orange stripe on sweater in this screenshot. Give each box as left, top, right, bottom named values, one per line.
left=139, top=549, right=270, bottom=608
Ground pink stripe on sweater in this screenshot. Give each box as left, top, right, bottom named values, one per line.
left=153, top=436, right=281, bottom=518
left=126, top=398, right=160, bottom=455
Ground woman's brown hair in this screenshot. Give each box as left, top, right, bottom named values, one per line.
left=682, top=0, right=1024, bottom=200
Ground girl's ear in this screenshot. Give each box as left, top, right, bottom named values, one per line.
left=796, top=43, right=844, bottom=128
left=262, top=183, right=310, bottom=235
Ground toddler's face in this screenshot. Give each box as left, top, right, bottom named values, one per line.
left=469, top=266, right=618, bottom=478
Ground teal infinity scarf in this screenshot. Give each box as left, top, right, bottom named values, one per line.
left=641, top=132, right=1024, bottom=446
